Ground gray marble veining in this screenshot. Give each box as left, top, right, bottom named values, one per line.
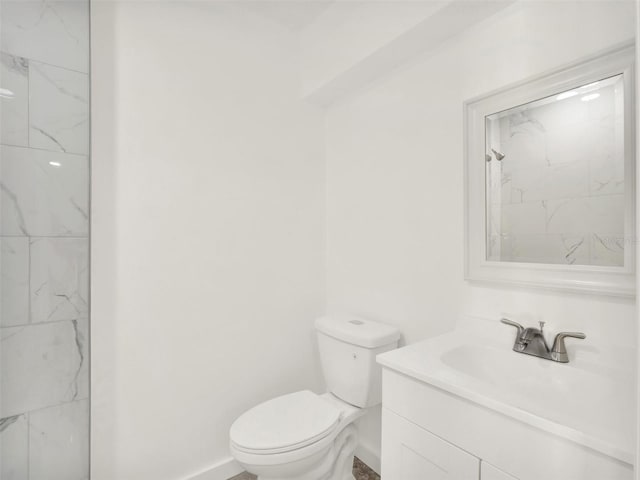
left=0, top=413, right=28, bottom=480
left=0, top=0, right=90, bottom=73
left=29, top=399, right=90, bottom=480
left=486, top=75, right=625, bottom=267
left=0, top=236, right=30, bottom=327
left=1, top=0, right=91, bottom=478
left=1, top=319, right=89, bottom=418
left=29, top=61, right=89, bottom=154
left=30, top=237, right=89, bottom=324
left=0, top=145, right=89, bottom=236
left=1, top=52, right=29, bottom=146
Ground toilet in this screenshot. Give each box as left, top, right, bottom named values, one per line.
left=229, top=314, right=400, bottom=480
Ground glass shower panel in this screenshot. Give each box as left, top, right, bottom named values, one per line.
left=0, top=0, right=90, bottom=478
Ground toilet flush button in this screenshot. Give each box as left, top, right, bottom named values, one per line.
left=349, top=320, right=364, bottom=325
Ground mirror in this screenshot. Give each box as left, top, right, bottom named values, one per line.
left=465, top=44, right=635, bottom=296
left=485, top=75, right=624, bottom=267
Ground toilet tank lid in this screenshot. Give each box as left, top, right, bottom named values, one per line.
left=315, top=314, right=400, bottom=348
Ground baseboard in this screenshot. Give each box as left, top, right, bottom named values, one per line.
left=182, top=443, right=378, bottom=480
left=183, top=457, right=244, bottom=480
left=355, top=442, right=380, bottom=475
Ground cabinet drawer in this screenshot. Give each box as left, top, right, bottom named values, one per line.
left=382, top=408, right=480, bottom=479
left=481, top=462, right=519, bottom=480
left=382, top=369, right=633, bottom=480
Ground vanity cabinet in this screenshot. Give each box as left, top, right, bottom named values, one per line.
left=380, top=369, right=633, bottom=480
left=382, top=408, right=480, bottom=479
left=382, top=410, right=520, bottom=480
left=481, top=462, right=518, bottom=480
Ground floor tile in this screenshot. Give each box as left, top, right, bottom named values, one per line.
left=228, top=456, right=380, bottom=480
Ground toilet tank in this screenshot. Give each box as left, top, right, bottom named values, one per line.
left=315, top=314, right=400, bottom=408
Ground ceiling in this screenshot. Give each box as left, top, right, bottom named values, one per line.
left=242, top=0, right=334, bottom=31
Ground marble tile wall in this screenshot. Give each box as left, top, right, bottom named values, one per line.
left=486, top=76, right=626, bottom=266
left=0, top=1, right=90, bottom=478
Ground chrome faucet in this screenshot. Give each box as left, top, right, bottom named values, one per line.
left=500, top=318, right=585, bottom=363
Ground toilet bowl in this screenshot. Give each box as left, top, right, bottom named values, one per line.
left=230, top=391, right=363, bottom=480
left=229, top=314, right=400, bottom=480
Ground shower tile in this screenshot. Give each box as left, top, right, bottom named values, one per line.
left=1, top=237, right=29, bottom=327
left=0, top=0, right=89, bottom=73
left=30, top=237, right=88, bottom=324
left=590, top=150, right=625, bottom=197
left=29, top=61, right=89, bottom=154
left=545, top=118, right=595, bottom=167
left=0, top=53, right=29, bottom=147
left=508, top=234, right=590, bottom=266
left=500, top=122, right=547, bottom=172
left=508, top=161, right=589, bottom=204
left=0, top=319, right=88, bottom=418
left=0, top=414, right=29, bottom=480
left=0, top=145, right=89, bottom=236
left=29, top=399, right=89, bottom=480
left=499, top=201, right=546, bottom=236
left=545, top=195, right=625, bottom=236
left=591, top=233, right=625, bottom=267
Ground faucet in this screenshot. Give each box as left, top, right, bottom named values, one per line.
left=500, top=318, right=585, bottom=363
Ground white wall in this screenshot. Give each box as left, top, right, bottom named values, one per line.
left=90, top=3, right=325, bottom=479
left=325, top=0, right=637, bottom=465
left=299, top=0, right=515, bottom=105
left=299, top=1, right=447, bottom=96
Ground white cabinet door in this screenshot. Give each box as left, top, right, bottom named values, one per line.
left=382, top=408, right=480, bottom=479
left=481, top=462, right=519, bottom=480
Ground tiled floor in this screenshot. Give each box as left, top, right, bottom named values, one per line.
left=228, top=456, right=380, bottom=480
left=352, top=457, right=381, bottom=480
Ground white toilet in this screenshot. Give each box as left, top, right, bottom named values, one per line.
left=229, top=314, right=400, bottom=480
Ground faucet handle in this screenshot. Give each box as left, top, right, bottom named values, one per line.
left=538, top=321, right=545, bottom=333
left=500, top=318, right=524, bottom=337
left=551, top=332, right=586, bottom=363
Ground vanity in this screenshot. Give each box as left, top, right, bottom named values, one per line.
left=376, top=317, right=634, bottom=479
left=373, top=41, right=636, bottom=480
left=372, top=43, right=636, bottom=479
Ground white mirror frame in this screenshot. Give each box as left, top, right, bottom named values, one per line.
left=464, top=43, right=636, bottom=297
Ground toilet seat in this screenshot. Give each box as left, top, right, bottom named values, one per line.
left=230, top=390, right=342, bottom=455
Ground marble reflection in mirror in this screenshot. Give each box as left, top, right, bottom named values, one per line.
left=485, top=74, right=625, bottom=266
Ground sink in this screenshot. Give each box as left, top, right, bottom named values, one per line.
left=440, top=343, right=633, bottom=447
left=441, top=343, right=557, bottom=387
left=376, top=319, right=635, bottom=464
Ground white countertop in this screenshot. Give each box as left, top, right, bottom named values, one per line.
left=377, top=318, right=635, bottom=464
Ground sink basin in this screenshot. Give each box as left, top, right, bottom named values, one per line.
left=376, top=320, right=635, bottom=464
left=441, top=343, right=559, bottom=387
left=441, top=343, right=634, bottom=450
